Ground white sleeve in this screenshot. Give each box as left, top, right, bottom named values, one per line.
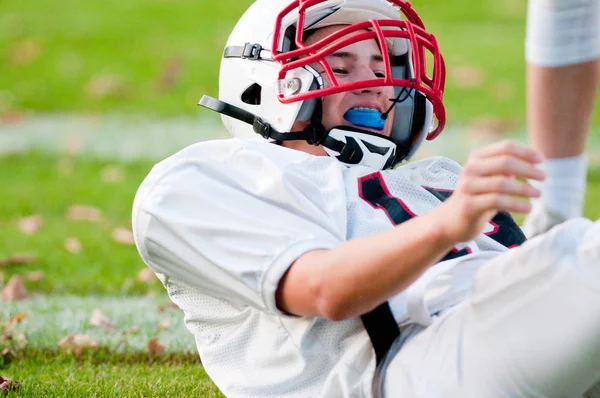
left=132, top=142, right=345, bottom=315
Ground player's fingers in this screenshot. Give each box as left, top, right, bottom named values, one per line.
left=465, top=155, right=546, bottom=180
left=460, top=176, right=541, bottom=198
left=471, top=193, right=532, bottom=215
left=470, top=140, right=543, bottom=164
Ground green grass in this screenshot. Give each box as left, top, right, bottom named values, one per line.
left=1, top=0, right=598, bottom=125
left=0, top=152, right=157, bottom=295
left=1, top=351, right=224, bottom=398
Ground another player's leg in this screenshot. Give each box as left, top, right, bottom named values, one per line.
left=383, top=218, right=600, bottom=396
left=522, top=0, right=600, bottom=237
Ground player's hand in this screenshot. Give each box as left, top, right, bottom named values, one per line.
left=438, top=140, right=546, bottom=243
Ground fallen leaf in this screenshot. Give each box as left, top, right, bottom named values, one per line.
left=0, top=375, right=20, bottom=392
left=17, top=215, right=43, bottom=235
left=466, top=117, right=518, bottom=140
left=58, top=335, right=98, bottom=353
left=89, top=308, right=116, bottom=332
left=64, top=237, right=82, bottom=254
left=147, top=338, right=165, bottom=355
left=0, top=253, right=37, bottom=268
left=24, top=271, right=44, bottom=281
left=112, top=228, right=134, bottom=245
left=157, top=317, right=171, bottom=332
left=14, top=332, right=28, bottom=348
left=158, top=302, right=180, bottom=312
left=1, top=275, right=27, bottom=303
left=157, top=58, right=182, bottom=91
left=1, top=348, right=16, bottom=362
left=66, top=205, right=101, bottom=222
left=491, top=81, right=515, bottom=102
left=5, top=311, right=28, bottom=332
left=450, top=65, right=485, bottom=89
left=85, top=74, right=127, bottom=99
left=10, top=39, right=41, bottom=66
left=62, top=135, right=83, bottom=155
left=138, top=268, right=157, bottom=283
left=122, top=326, right=141, bottom=335
left=100, top=165, right=124, bottom=183
left=0, top=111, right=24, bottom=125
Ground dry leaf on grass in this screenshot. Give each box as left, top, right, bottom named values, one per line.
left=137, top=268, right=157, bottom=283
left=450, top=65, right=485, bottom=89
left=1, top=276, right=27, bottom=303
left=157, top=317, right=171, bottom=332
left=100, top=165, right=124, bottom=183
left=5, top=311, right=28, bottom=332
left=64, top=237, right=82, bottom=254
left=58, top=335, right=98, bottom=357
left=112, top=228, right=134, bottom=245
left=147, top=338, right=165, bottom=356
left=17, top=215, right=43, bottom=235
left=1, top=348, right=16, bottom=362
left=158, top=302, right=180, bottom=312
left=0, top=253, right=37, bottom=268
left=89, top=308, right=116, bottom=332
left=0, top=111, right=24, bottom=125
left=85, top=74, right=127, bottom=99
left=66, top=205, right=102, bottom=222
left=0, top=375, right=20, bottom=392
left=13, top=333, right=28, bottom=349
left=10, top=38, right=41, bottom=66
left=62, top=135, right=83, bottom=155
left=466, top=117, right=518, bottom=140
left=122, top=326, right=141, bottom=335
left=157, top=58, right=182, bottom=91
left=24, top=271, right=44, bottom=281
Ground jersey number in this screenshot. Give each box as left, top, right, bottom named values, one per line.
left=358, top=172, right=526, bottom=261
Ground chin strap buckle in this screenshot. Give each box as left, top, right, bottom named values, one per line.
left=304, top=124, right=327, bottom=146
left=242, top=43, right=263, bottom=60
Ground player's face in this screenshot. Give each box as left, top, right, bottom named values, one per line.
left=305, top=25, right=396, bottom=137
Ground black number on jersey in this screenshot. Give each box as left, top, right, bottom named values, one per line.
left=358, top=172, right=526, bottom=261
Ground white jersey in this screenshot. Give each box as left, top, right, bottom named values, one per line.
left=132, top=138, right=526, bottom=398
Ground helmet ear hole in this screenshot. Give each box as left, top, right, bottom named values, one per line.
left=241, top=83, right=262, bottom=105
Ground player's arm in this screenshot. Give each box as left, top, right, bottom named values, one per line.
left=277, top=140, right=546, bottom=321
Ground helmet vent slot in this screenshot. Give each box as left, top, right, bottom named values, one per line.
left=241, top=83, right=262, bottom=105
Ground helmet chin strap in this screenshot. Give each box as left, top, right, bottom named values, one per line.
left=198, top=95, right=399, bottom=170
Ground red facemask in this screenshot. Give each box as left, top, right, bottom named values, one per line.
left=270, top=0, right=446, bottom=140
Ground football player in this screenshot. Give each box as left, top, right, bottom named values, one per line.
left=132, top=1, right=600, bottom=396
left=523, top=0, right=600, bottom=237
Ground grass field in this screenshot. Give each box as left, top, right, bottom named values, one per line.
left=1, top=0, right=599, bottom=125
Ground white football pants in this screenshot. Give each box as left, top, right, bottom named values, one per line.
left=383, top=218, right=600, bottom=397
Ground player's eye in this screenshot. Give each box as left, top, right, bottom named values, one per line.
left=332, top=68, right=348, bottom=75
left=374, top=71, right=385, bottom=78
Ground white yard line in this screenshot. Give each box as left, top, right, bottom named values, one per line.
left=2, top=114, right=600, bottom=164
left=2, top=294, right=197, bottom=353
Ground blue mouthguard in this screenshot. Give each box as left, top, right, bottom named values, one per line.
left=343, top=108, right=386, bottom=131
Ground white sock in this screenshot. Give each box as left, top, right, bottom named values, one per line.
left=531, top=154, right=588, bottom=219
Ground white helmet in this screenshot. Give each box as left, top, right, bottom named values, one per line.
left=199, top=0, right=447, bottom=170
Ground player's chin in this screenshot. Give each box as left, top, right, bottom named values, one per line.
left=345, top=122, right=388, bottom=136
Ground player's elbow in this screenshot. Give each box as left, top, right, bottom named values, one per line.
left=318, top=299, right=356, bottom=321
left=316, top=282, right=361, bottom=321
